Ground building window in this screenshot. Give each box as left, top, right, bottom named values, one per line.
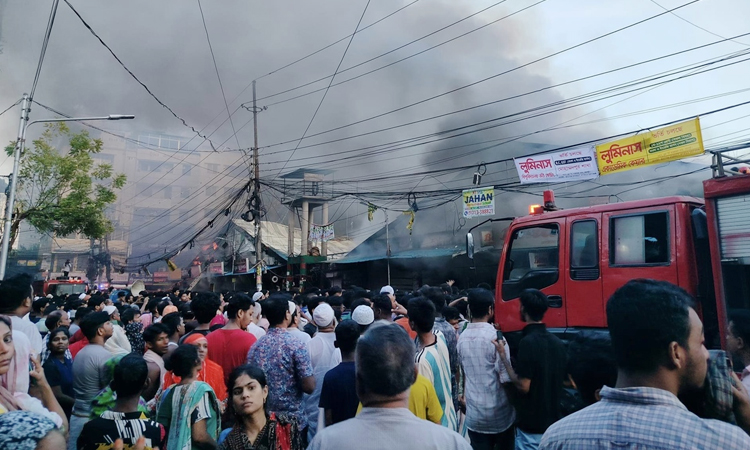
left=206, top=186, right=218, bottom=196
left=162, top=137, right=179, bottom=150
left=137, top=160, right=175, bottom=173
left=136, top=133, right=189, bottom=152
left=94, top=153, right=115, bottom=165
left=138, top=159, right=161, bottom=172
left=610, top=212, right=669, bottom=265
left=180, top=187, right=192, bottom=199
left=206, top=163, right=219, bottom=173
left=183, top=164, right=192, bottom=175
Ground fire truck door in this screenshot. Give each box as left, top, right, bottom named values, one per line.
left=566, top=215, right=605, bottom=327
left=498, top=219, right=567, bottom=331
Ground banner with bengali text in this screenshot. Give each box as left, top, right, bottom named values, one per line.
left=514, top=146, right=599, bottom=184
left=310, top=224, right=335, bottom=242
left=596, top=118, right=704, bottom=175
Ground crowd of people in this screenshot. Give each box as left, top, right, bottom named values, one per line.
left=2, top=273, right=750, bottom=449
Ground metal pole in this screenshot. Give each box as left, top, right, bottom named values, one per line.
left=385, top=210, right=391, bottom=286
left=252, top=80, right=262, bottom=292
left=0, top=94, right=30, bottom=279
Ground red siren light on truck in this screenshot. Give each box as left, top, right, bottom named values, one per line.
left=543, top=190, right=556, bottom=210
left=529, top=190, right=557, bottom=215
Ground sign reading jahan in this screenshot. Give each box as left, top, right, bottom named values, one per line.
left=463, top=187, right=495, bottom=218
left=596, top=118, right=704, bottom=175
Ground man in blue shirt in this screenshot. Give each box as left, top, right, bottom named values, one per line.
left=319, top=319, right=360, bottom=425
left=540, top=279, right=750, bottom=449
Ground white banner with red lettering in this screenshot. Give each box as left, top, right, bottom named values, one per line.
left=514, top=146, right=600, bottom=184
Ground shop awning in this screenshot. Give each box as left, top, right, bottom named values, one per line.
left=332, top=247, right=464, bottom=264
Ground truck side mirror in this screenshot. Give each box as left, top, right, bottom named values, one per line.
left=467, top=232, right=475, bottom=259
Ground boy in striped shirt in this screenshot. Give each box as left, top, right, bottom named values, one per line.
left=408, top=297, right=458, bottom=431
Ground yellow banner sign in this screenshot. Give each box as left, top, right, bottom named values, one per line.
left=596, top=118, right=704, bottom=175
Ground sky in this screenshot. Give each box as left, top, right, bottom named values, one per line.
left=1, top=0, right=750, bottom=249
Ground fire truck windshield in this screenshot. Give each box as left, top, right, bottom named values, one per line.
left=50, top=283, right=86, bottom=296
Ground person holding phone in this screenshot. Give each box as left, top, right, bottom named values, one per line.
left=493, top=289, right=566, bottom=450
left=457, top=288, right=515, bottom=450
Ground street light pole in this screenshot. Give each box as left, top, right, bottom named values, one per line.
left=1, top=93, right=30, bottom=281
left=0, top=110, right=135, bottom=279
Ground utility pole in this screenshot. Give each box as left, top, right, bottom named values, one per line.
left=0, top=94, right=30, bottom=279
left=252, top=81, right=262, bottom=293
left=385, top=210, right=391, bottom=286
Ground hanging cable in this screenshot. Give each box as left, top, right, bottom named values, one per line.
left=271, top=0, right=373, bottom=180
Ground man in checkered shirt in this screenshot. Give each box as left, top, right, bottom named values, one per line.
left=540, top=279, right=750, bottom=449
left=457, top=288, right=515, bottom=449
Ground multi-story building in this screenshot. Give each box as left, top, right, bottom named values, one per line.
left=17, top=129, right=249, bottom=285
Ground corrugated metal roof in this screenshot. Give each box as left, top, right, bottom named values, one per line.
left=333, top=246, right=464, bottom=264
left=231, top=220, right=356, bottom=261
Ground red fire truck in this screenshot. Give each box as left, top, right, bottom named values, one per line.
left=467, top=152, right=750, bottom=351
left=32, top=277, right=87, bottom=297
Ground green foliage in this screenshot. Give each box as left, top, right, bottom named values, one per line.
left=5, top=123, right=126, bottom=245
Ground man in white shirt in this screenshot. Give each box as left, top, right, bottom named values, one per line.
left=247, top=301, right=266, bottom=340
left=287, top=301, right=312, bottom=344
left=305, top=303, right=342, bottom=441
left=0, top=273, right=44, bottom=355
left=457, top=288, right=515, bottom=450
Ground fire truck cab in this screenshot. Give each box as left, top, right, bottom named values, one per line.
left=487, top=192, right=717, bottom=346
left=33, top=277, right=87, bottom=297
left=469, top=151, right=750, bottom=353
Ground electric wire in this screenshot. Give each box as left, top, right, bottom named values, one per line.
left=0, top=99, right=22, bottom=119
left=123, top=161, right=248, bottom=239
left=258, top=38, right=750, bottom=157
left=271, top=0, right=373, bottom=180
left=197, top=0, right=243, bottom=152
left=328, top=84, right=750, bottom=186
left=29, top=0, right=59, bottom=100
left=261, top=98, right=750, bottom=202
left=260, top=50, right=750, bottom=175
left=262, top=0, right=545, bottom=108
left=124, top=180, right=252, bottom=265
left=259, top=0, right=700, bottom=156
left=63, top=0, right=224, bottom=150
left=648, top=0, right=750, bottom=47
left=255, top=0, right=516, bottom=102
left=251, top=0, right=424, bottom=82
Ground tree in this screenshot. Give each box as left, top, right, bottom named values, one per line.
left=4, top=123, right=126, bottom=248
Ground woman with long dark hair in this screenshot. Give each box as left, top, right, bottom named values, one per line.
left=220, top=364, right=303, bottom=450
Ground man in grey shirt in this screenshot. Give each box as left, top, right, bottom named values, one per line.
left=308, top=322, right=470, bottom=450
left=68, top=311, right=114, bottom=450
